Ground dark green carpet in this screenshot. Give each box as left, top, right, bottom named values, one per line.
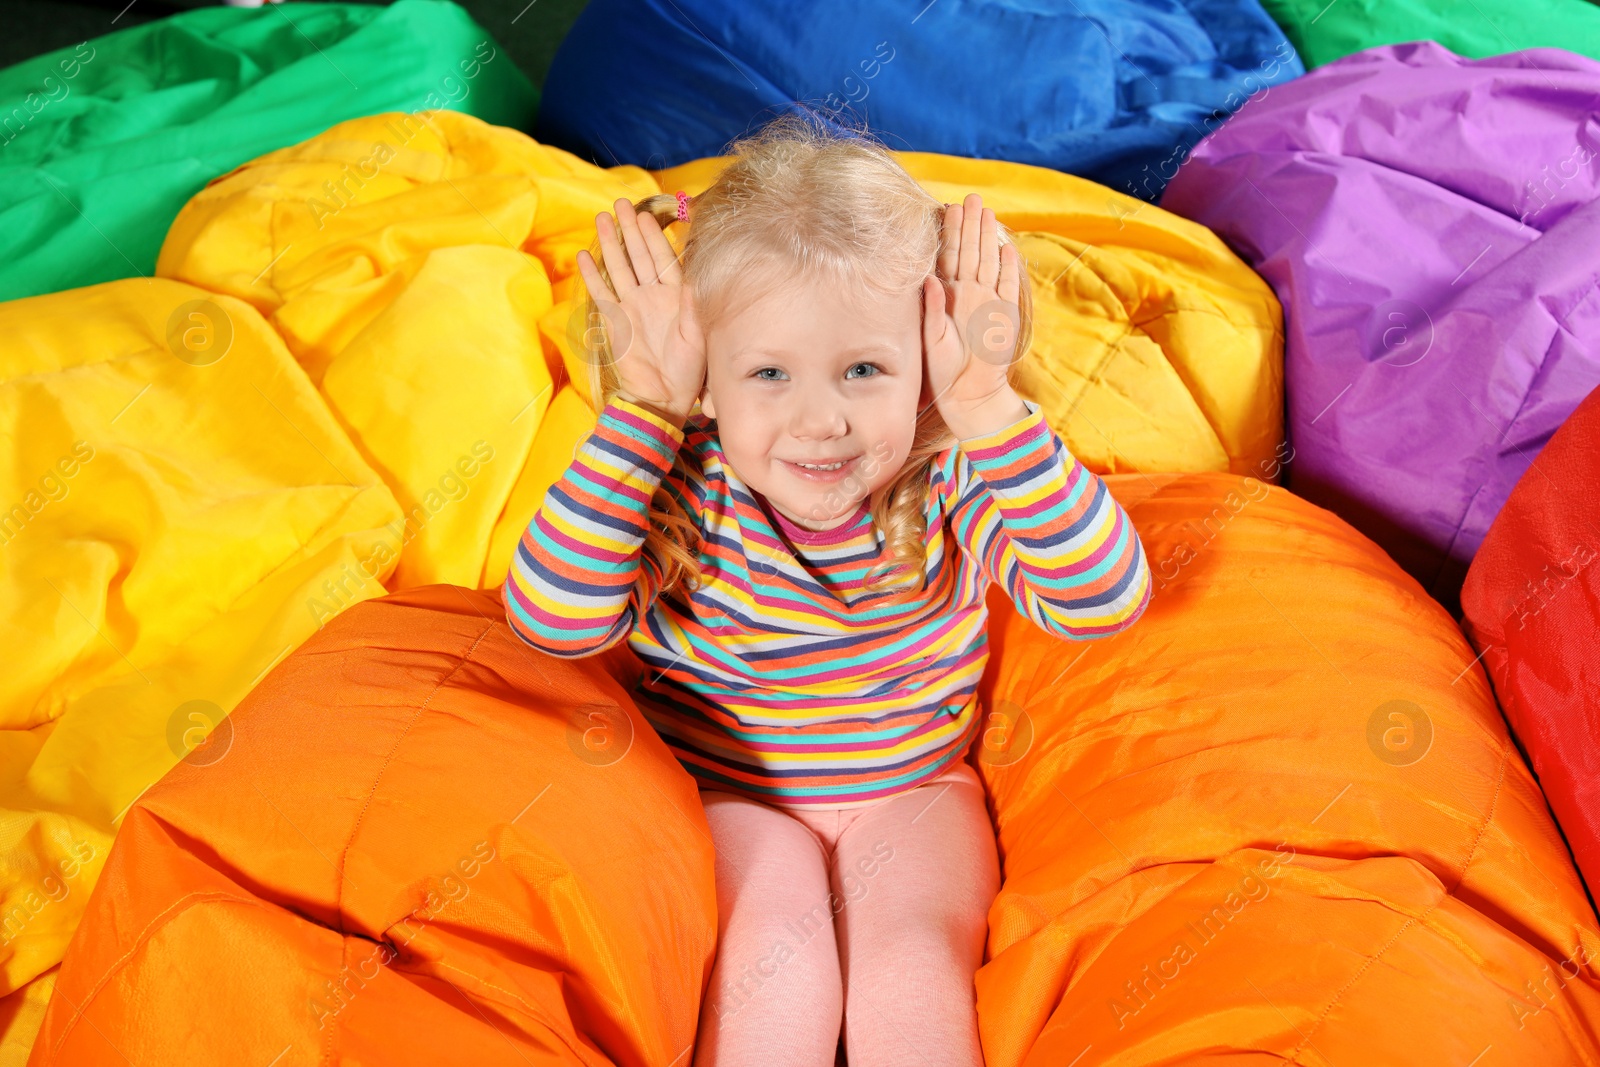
left=2, top=0, right=587, bottom=96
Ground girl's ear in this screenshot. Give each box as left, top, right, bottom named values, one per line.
left=919, top=275, right=940, bottom=410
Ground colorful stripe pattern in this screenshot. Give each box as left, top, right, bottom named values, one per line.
left=504, top=396, right=1152, bottom=808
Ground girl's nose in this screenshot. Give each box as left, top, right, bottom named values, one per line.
left=789, top=399, right=849, bottom=440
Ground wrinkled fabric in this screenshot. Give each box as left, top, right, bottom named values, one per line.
left=0, top=969, right=54, bottom=1067
left=536, top=0, right=1303, bottom=200
left=25, top=586, right=716, bottom=1067
left=0, top=0, right=536, bottom=302
left=1260, top=0, right=1600, bottom=69
left=1461, top=384, right=1600, bottom=903
left=974, top=471, right=1600, bottom=1066
left=1161, top=42, right=1600, bottom=613
left=0, top=278, right=403, bottom=1002
left=157, top=109, right=641, bottom=593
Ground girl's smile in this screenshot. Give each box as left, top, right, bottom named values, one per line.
left=781, top=456, right=860, bottom=482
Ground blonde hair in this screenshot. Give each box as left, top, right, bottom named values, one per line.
left=576, top=111, right=1035, bottom=605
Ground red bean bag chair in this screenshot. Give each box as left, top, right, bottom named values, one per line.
left=1461, top=384, right=1600, bottom=900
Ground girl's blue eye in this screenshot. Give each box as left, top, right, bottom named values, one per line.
left=752, top=363, right=882, bottom=381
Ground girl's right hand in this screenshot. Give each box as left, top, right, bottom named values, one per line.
left=575, top=197, right=707, bottom=425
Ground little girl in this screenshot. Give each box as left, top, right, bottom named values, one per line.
left=504, top=114, right=1152, bottom=1067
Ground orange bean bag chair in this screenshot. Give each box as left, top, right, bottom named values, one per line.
left=973, top=472, right=1600, bottom=1064
left=30, top=475, right=1600, bottom=1065
left=1461, top=383, right=1600, bottom=902
left=25, top=585, right=715, bottom=1067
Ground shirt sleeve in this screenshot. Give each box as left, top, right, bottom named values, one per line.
left=942, top=398, right=1152, bottom=640
left=502, top=396, right=688, bottom=657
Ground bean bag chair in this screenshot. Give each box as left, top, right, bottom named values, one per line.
left=534, top=0, right=1304, bottom=201
left=157, top=108, right=659, bottom=593
left=1461, top=383, right=1600, bottom=901
left=34, top=476, right=1600, bottom=1064
left=25, top=584, right=716, bottom=1066
left=0, top=278, right=403, bottom=1008
left=0, top=970, right=55, bottom=1067
left=1259, top=0, right=1600, bottom=69
left=972, top=471, right=1600, bottom=1064
left=0, top=0, right=536, bottom=303
left=159, top=108, right=1284, bottom=598
left=1161, top=42, right=1600, bottom=614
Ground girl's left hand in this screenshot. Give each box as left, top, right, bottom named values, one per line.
left=921, top=193, right=1024, bottom=434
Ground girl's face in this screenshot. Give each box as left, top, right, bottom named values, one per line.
left=700, top=273, right=926, bottom=532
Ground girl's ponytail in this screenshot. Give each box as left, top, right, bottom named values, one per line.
left=631, top=192, right=689, bottom=232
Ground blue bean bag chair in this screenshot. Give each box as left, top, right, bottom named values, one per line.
left=1160, top=42, right=1600, bottom=613
left=533, top=0, right=1303, bottom=201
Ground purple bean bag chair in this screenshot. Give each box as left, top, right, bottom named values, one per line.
left=1161, top=42, right=1600, bottom=613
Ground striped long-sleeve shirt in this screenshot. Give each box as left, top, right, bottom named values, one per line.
left=504, top=395, right=1152, bottom=808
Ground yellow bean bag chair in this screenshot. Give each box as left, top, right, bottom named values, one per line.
left=0, top=277, right=403, bottom=1007
left=156, top=109, right=1284, bottom=594
left=156, top=109, right=650, bottom=594
left=0, top=970, right=53, bottom=1067
left=25, top=477, right=1600, bottom=1063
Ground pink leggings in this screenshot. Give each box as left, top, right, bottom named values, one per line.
left=692, top=759, right=1001, bottom=1067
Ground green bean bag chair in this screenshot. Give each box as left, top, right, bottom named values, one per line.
left=1260, top=0, right=1600, bottom=68
left=0, top=0, right=536, bottom=303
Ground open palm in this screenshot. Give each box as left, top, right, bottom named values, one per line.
left=576, top=197, right=706, bottom=422
left=921, top=193, right=1023, bottom=421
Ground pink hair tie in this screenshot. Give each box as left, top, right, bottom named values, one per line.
left=675, top=190, right=690, bottom=222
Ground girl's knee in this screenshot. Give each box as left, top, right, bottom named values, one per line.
left=853, top=914, right=984, bottom=979
left=710, top=933, right=843, bottom=1016
left=698, top=864, right=845, bottom=1067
